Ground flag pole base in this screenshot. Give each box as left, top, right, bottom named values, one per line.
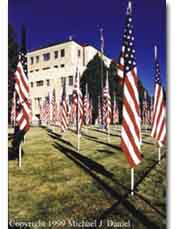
left=158, top=147, right=161, bottom=164
left=131, top=168, right=134, bottom=196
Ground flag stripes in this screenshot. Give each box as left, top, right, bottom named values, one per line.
left=102, top=74, right=112, bottom=129
left=151, top=53, right=166, bottom=146
left=72, top=69, right=83, bottom=133
left=120, top=3, right=142, bottom=168
left=14, top=61, right=31, bottom=132
left=60, top=83, right=69, bottom=132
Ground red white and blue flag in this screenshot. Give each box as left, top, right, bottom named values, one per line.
left=60, top=83, right=69, bottom=132
left=102, top=74, right=112, bottom=129
left=151, top=49, right=166, bottom=146
left=83, top=84, right=90, bottom=125
left=120, top=2, right=142, bottom=167
left=72, top=68, right=83, bottom=134
left=14, top=51, right=31, bottom=143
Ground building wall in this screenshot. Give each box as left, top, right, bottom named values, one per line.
left=27, top=40, right=111, bottom=119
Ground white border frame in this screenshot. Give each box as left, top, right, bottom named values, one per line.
left=0, top=0, right=8, bottom=228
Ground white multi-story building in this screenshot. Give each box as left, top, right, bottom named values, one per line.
left=27, top=39, right=111, bottom=120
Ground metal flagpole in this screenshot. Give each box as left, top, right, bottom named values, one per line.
left=100, top=28, right=104, bottom=128
left=85, top=84, right=88, bottom=135
left=77, top=71, right=81, bottom=153
left=158, top=146, right=161, bottom=164
left=131, top=167, right=134, bottom=196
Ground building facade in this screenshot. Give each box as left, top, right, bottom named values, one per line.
left=27, top=40, right=111, bottom=120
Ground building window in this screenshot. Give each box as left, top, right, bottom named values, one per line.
left=61, top=77, right=66, bottom=86
left=46, top=79, right=50, bottom=86
left=60, top=64, right=65, bottom=68
left=42, top=67, right=50, bottom=70
left=36, top=80, right=44, bottom=87
left=54, top=51, right=58, bottom=59
left=43, top=53, right=50, bottom=61
left=78, top=49, right=81, bottom=57
left=54, top=65, right=58, bottom=68
left=60, top=49, right=65, bottom=57
left=30, top=57, right=34, bottom=64
left=68, top=75, right=73, bottom=86
left=30, top=70, right=34, bottom=73
left=35, top=69, right=39, bottom=72
left=36, top=56, right=39, bottom=63
left=30, top=82, right=34, bottom=88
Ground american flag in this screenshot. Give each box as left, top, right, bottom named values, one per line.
left=151, top=48, right=166, bottom=146
left=149, top=95, right=154, bottom=125
left=113, top=94, right=119, bottom=124
left=72, top=68, right=83, bottom=134
left=44, top=96, right=50, bottom=124
left=14, top=50, right=31, bottom=143
left=52, top=88, right=57, bottom=125
left=60, top=83, right=69, bottom=132
left=120, top=2, right=142, bottom=167
left=142, top=90, right=149, bottom=126
left=10, top=91, right=16, bottom=126
left=102, top=73, right=112, bottom=129
left=98, top=96, right=102, bottom=125
left=118, top=46, right=125, bottom=79
left=83, top=84, right=90, bottom=125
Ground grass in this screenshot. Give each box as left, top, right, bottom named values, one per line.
left=8, top=126, right=166, bottom=228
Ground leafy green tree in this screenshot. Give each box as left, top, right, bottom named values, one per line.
left=80, top=54, right=124, bottom=123
left=8, top=24, right=18, bottom=123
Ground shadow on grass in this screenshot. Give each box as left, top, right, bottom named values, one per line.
left=53, top=142, right=160, bottom=229
left=53, top=142, right=114, bottom=179
left=97, top=154, right=166, bottom=226
left=81, top=132, right=121, bottom=151
left=97, top=149, right=115, bottom=154
left=142, top=140, right=155, bottom=146
left=89, top=127, right=120, bottom=138
left=8, top=146, right=24, bottom=161
left=48, top=132, right=77, bottom=150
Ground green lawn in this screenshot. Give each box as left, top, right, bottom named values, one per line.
left=8, top=126, right=166, bottom=228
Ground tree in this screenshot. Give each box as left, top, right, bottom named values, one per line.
left=80, top=54, right=124, bottom=123
left=8, top=24, right=18, bottom=123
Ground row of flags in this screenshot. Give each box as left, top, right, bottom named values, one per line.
left=11, top=1, right=166, bottom=177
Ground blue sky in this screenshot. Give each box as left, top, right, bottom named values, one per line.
left=9, top=0, right=166, bottom=95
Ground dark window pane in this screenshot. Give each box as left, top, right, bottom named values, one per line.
left=68, top=75, right=73, bottom=86
left=54, top=51, right=58, bottom=59
left=43, top=53, right=50, bottom=61
left=36, top=80, right=44, bottom=87
left=61, top=49, right=65, bottom=57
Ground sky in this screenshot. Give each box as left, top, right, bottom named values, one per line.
left=9, top=0, right=166, bottom=95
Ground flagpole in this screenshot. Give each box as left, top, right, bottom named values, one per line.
left=158, top=146, right=161, bottom=164
left=77, top=71, right=81, bottom=153
left=18, top=143, right=22, bottom=168
left=131, top=167, right=134, bottom=196
left=100, top=28, right=104, bottom=128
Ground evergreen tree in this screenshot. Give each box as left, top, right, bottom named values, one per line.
left=8, top=24, right=18, bottom=123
